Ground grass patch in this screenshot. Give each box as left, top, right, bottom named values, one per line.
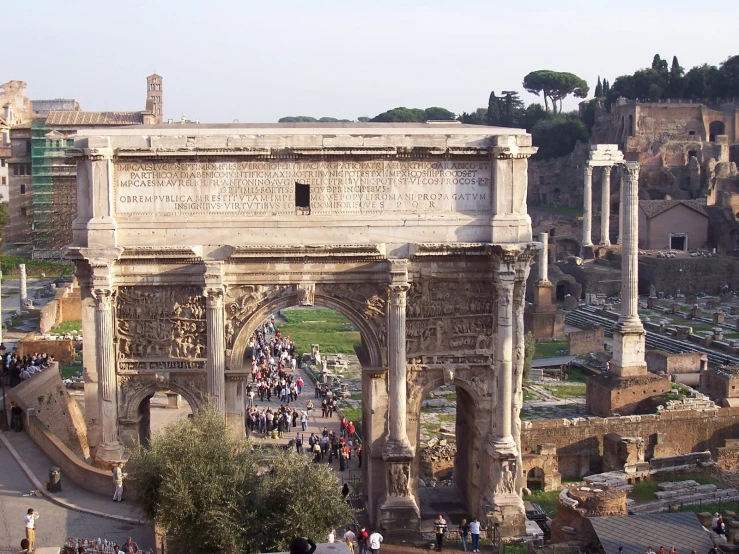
left=338, top=406, right=361, bottom=425
left=565, top=367, right=588, bottom=383
left=533, top=339, right=568, bottom=359
left=0, top=255, right=74, bottom=277
left=60, top=365, right=82, bottom=379
left=523, top=489, right=562, bottom=518
left=437, top=414, right=457, bottom=422
left=523, top=389, right=535, bottom=401
left=278, top=307, right=360, bottom=354
left=541, top=384, right=586, bottom=398
left=50, top=320, right=82, bottom=334
left=443, top=392, right=457, bottom=402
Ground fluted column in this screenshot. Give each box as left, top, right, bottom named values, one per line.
left=618, top=173, right=623, bottom=245
left=385, top=271, right=411, bottom=455
left=93, top=287, right=123, bottom=462
left=600, top=165, right=612, bottom=246
left=205, top=287, right=226, bottom=416
left=619, top=162, right=641, bottom=327
left=494, top=273, right=515, bottom=444
left=582, top=164, right=593, bottom=248
left=538, top=232, right=549, bottom=283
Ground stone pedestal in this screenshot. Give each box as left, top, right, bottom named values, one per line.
left=225, top=373, right=247, bottom=439
left=526, top=282, right=564, bottom=340
left=165, top=392, right=181, bottom=409
left=486, top=441, right=526, bottom=538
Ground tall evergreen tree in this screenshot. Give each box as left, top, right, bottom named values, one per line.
left=595, top=76, right=603, bottom=98
left=486, top=91, right=501, bottom=126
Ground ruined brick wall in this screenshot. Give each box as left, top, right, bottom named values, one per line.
left=9, top=363, right=89, bottom=459
left=568, top=328, right=604, bottom=355
left=17, top=336, right=77, bottom=363
left=521, top=408, right=739, bottom=478
left=645, top=350, right=702, bottom=375
left=700, top=370, right=739, bottom=402
left=639, top=256, right=739, bottom=296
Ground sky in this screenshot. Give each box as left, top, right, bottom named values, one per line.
left=4, top=0, right=737, bottom=123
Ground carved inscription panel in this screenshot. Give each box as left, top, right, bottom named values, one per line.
left=116, top=286, right=206, bottom=371
left=114, top=159, right=491, bottom=218
left=406, top=277, right=493, bottom=357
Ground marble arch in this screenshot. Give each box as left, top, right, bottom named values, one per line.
left=228, top=289, right=385, bottom=371
left=66, top=122, right=539, bottom=538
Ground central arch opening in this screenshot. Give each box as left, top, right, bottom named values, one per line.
left=242, top=306, right=366, bottom=488
left=137, top=392, right=193, bottom=447
left=417, top=383, right=480, bottom=529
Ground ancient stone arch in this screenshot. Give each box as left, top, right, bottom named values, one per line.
left=67, top=122, right=539, bottom=538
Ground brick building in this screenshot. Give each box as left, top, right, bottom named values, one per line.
left=638, top=199, right=708, bottom=250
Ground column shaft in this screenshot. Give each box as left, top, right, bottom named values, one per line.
left=205, top=288, right=226, bottom=415
left=601, top=166, right=612, bottom=246
left=94, top=288, right=122, bottom=458
left=538, top=232, right=549, bottom=282
left=387, top=283, right=409, bottom=446
left=582, top=165, right=593, bottom=247
left=618, top=174, right=623, bottom=245
left=19, top=264, right=27, bottom=308
left=495, top=277, right=515, bottom=441
left=620, top=162, right=641, bottom=325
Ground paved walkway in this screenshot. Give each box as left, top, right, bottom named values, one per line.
left=0, top=432, right=152, bottom=554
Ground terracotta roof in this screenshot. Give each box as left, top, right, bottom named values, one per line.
left=46, top=111, right=144, bottom=126
left=639, top=199, right=708, bottom=219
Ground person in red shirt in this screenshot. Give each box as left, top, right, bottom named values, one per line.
left=340, top=417, right=348, bottom=437
left=347, top=421, right=356, bottom=438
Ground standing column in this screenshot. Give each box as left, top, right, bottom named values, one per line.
left=93, top=288, right=123, bottom=463
left=619, top=162, right=641, bottom=327
left=582, top=165, right=593, bottom=248
left=494, top=273, right=515, bottom=444
left=600, top=165, right=612, bottom=246
left=379, top=260, right=419, bottom=531
left=19, top=264, right=27, bottom=311
left=618, top=173, right=623, bottom=245
left=205, top=287, right=226, bottom=416
left=538, top=232, right=549, bottom=283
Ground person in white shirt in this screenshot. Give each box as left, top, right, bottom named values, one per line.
left=23, top=509, right=39, bottom=551
left=327, top=529, right=336, bottom=543
left=469, top=518, right=481, bottom=553
left=112, top=462, right=125, bottom=501
left=368, top=531, right=383, bottom=554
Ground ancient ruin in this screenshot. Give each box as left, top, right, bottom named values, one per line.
left=65, top=122, right=540, bottom=536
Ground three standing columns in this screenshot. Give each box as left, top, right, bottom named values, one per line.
left=379, top=259, right=420, bottom=530
left=582, top=163, right=615, bottom=250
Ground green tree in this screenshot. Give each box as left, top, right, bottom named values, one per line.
left=459, top=107, right=488, bottom=125
left=523, top=70, right=589, bottom=113
left=318, top=117, right=351, bottom=122
left=531, top=114, right=589, bottom=159
left=719, top=55, right=739, bottom=98
left=486, top=91, right=501, bottom=125
left=126, top=405, right=353, bottom=554
left=669, top=56, right=684, bottom=97
left=0, top=202, right=8, bottom=247
left=278, top=116, right=318, bottom=123
left=357, top=116, right=371, bottom=122
left=370, top=107, right=426, bottom=122
left=652, top=54, right=668, bottom=72
left=500, top=91, right=525, bottom=127
left=594, top=76, right=603, bottom=98
left=519, top=103, right=547, bottom=132
left=523, top=332, right=536, bottom=380
left=684, top=63, right=721, bottom=100
left=424, top=106, right=456, bottom=120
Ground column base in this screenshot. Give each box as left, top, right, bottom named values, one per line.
left=612, top=324, right=647, bottom=378
left=377, top=495, right=420, bottom=533
left=383, top=439, right=414, bottom=461
left=581, top=244, right=596, bottom=259
left=93, top=441, right=125, bottom=469
left=486, top=495, right=526, bottom=539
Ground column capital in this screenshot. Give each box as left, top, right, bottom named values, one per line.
left=92, top=287, right=115, bottom=309
left=584, top=164, right=594, bottom=176
left=622, top=160, right=640, bottom=182
left=203, top=286, right=225, bottom=309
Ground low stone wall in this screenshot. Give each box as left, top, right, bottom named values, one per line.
left=25, top=415, right=111, bottom=497
left=17, top=335, right=77, bottom=364
left=521, top=407, right=739, bottom=478
left=9, top=363, right=89, bottom=458
left=646, top=350, right=703, bottom=374
left=39, top=286, right=81, bottom=334
left=568, top=327, right=604, bottom=355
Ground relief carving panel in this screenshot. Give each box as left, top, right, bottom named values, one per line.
left=117, top=286, right=206, bottom=370
left=406, top=276, right=493, bottom=357
left=225, top=285, right=291, bottom=348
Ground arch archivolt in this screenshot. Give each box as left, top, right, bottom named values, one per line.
left=119, top=371, right=207, bottom=422
left=226, top=281, right=387, bottom=371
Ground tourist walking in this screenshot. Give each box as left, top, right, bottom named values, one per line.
left=112, top=462, right=125, bottom=502
left=23, top=509, right=39, bottom=551
left=434, top=514, right=448, bottom=551
left=469, top=517, right=481, bottom=553
left=343, top=528, right=356, bottom=554
left=368, top=530, right=383, bottom=554
left=458, top=519, right=470, bottom=552
left=357, top=527, right=369, bottom=554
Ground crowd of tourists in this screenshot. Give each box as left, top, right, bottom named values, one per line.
left=3, top=351, right=53, bottom=386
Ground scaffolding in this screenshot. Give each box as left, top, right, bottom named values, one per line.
left=30, top=119, right=75, bottom=258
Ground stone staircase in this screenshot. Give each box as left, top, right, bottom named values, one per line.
left=628, top=479, right=739, bottom=514
left=565, top=306, right=739, bottom=367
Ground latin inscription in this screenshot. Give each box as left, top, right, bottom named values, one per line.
left=114, top=160, right=491, bottom=217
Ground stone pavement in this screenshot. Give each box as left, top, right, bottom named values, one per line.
left=0, top=432, right=153, bottom=554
